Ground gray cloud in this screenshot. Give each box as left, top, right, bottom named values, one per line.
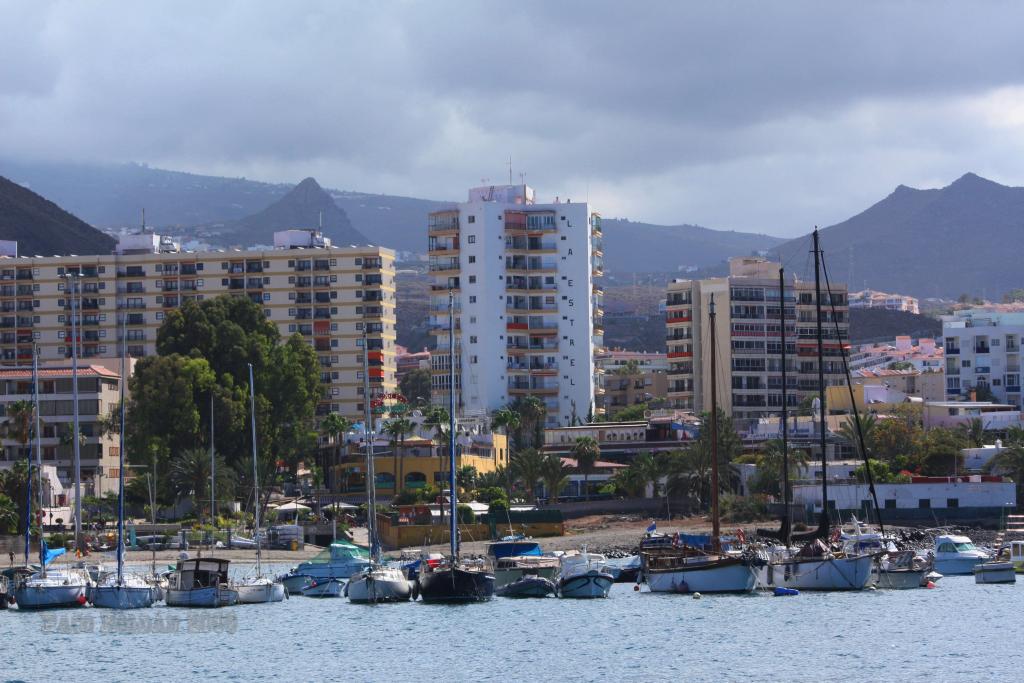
left=2, top=0, right=1024, bottom=235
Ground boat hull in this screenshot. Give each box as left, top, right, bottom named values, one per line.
left=235, top=581, right=286, bottom=604
left=91, top=585, right=155, bottom=609
left=166, top=586, right=238, bottom=608
left=646, top=560, right=756, bottom=594
left=759, top=555, right=874, bottom=591
left=558, top=570, right=614, bottom=599
left=496, top=576, right=555, bottom=598
left=935, top=556, right=987, bottom=576
left=418, top=568, right=495, bottom=603
left=877, top=569, right=936, bottom=590
left=347, top=574, right=413, bottom=603
left=301, top=579, right=343, bottom=598
left=15, top=583, right=88, bottom=610
left=493, top=565, right=558, bottom=588
left=974, top=562, right=1016, bottom=584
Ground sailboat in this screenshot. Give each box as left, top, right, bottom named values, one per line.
left=347, top=338, right=415, bottom=603
left=234, top=363, right=286, bottom=604
left=756, top=231, right=873, bottom=591
left=640, top=294, right=758, bottom=594
left=15, top=346, right=92, bottom=609
left=91, top=328, right=155, bottom=609
left=416, top=291, right=495, bottom=603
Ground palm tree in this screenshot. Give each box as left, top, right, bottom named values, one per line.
left=632, top=452, right=661, bottom=497
left=838, top=413, right=878, bottom=456
left=169, top=448, right=234, bottom=516
left=456, top=465, right=478, bottom=493
left=985, top=444, right=1024, bottom=507
left=4, top=399, right=35, bottom=458
left=491, top=407, right=521, bottom=492
left=611, top=465, right=646, bottom=497
left=959, top=417, right=987, bottom=448
left=510, top=448, right=545, bottom=503
left=510, top=396, right=547, bottom=449
left=424, top=405, right=451, bottom=491
left=383, top=417, right=415, bottom=495
left=540, top=453, right=570, bottom=503
left=752, top=439, right=810, bottom=497
left=320, top=413, right=351, bottom=491
left=0, top=492, right=17, bottom=534
left=571, top=436, right=600, bottom=501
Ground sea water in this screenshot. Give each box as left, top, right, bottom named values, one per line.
left=2, top=566, right=1020, bottom=682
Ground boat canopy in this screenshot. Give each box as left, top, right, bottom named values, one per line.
left=303, top=542, right=370, bottom=564
left=488, top=541, right=542, bottom=559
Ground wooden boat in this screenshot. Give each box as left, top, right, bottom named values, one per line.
left=166, top=558, right=238, bottom=607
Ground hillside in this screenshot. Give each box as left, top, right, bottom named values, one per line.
left=219, top=177, right=368, bottom=247
left=774, top=173, right=1024, bottom=299
left=848, top=308, right=942, bottom=344
left=0, top=175, right=116, bottom=256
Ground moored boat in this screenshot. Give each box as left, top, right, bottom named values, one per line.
left=933, top=534, right=990, bottom=575
left=556, top=549, right=614, bottom=599
left=496, top=574, right=555, bottom=598
left=877, top=550, right=941, bottom=589
left=91, top=573, right=156, bottom=609
left=302, top=577, right=344, bottom=598
left=166, top=558, right=238, bottom=607
left=346, top=566, right=414, bottom=603
left=974, top=560, right=1016, bottom=584
left=234, top=576, right=286, bottom=603
left=642, top=546, right=757, bottom=594
left=15, top=568, right=92, bottom=610
left=758, top=541, right=874, bottom=591
left=280, top=541, right=371, bottom=595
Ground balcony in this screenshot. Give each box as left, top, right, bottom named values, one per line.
left=228, top=264, right=245, bottom=274
left=117, top=267, right=145, bottom=278
left=246, top=262, right=264, bottom=273
left=180, top=265, right=198, bottom=276
left=975, top=346, right=991, bottom=354
left=15, top=271, right=32, bottom=281
left=976, top=366, right=991, bottom=374
left=945, top=345, right=960, bottom=355
left=428, top=216, right=459, bottom=233
left=228, top=279, right=245, bottom=290
left=313, top=261, right=330, bottom=271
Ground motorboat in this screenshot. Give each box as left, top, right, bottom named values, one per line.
left=346, top=566, right=414, bottom=603
left=234, top=575, right=286, bottom=604
left=757, top=540, right=874, bottom=591
left=91, top=573, right=156, bottom=609
left=14, top=567, right=92, bottom=610
left=641, top=545, right=757, bottom=594
left=933, top=534, right=990, bottom=575
left=280, top=541, right=371, bottom=595
left=974, top=560, right=1016, bottom=584
left=417, top=556, right=495, bottom=603
left=301, top=577, right=344, bottom=598
left=877, top=551, right=941, bottom=589
left=492, top=554, right=560, bottom=588
left=496, top=574, right=556, bottom=598
left=556, top=548, right=614, bottom=598
left=165, top=558, right=238, bottom=607
left=1006, top=540, right=1024, bottom=573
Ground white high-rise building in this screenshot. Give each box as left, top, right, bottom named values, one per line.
left=428, top=184, right=604, bottom=426
left=941, top=309, right=1023, bottom=408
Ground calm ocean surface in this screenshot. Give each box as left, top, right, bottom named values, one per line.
left=2, top=564, right=1021, bottom=683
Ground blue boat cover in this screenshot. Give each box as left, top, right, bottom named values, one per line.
left=488, top=541, right=542, bottom=559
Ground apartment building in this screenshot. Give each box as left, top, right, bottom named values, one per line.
left=0, top=364, right=121, bottom=497
left=849, top=289, right=920, bottom=314
left=665, top=257, right=849, bottom=424
left=595, top=350, right=669, bottom=414
left=0, top=229, right=396, bottom=420
left=428, top=184, right=602, bottom=427
left=942, top=309, right=1023, bottom=408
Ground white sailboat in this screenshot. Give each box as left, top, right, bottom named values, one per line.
left=92, top=324, right=155, bottom=609
left=347, top=341, right=414, bottom=603
left=234, top=363, right=286, bottom=604
left=15, top=345, right=92, bottom=610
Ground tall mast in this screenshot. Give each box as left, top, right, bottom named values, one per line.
left=779, top=267, right=792, bottom=548
left=448, top=289, right=458, bottom=560
left=28, top=346, right=42, bottom=570
left=247, top=363, right=261, bottom=577
left=210, top=393, right=215, bottom=531
left=116, top=311, right=127, bottom=583
left=709, top=293, right=720, bottom=553
left=69, top=273, right=83, bottom=551
left=812, top=228, right=830, bottom=537
left=362, top=331, right=378, bottom=563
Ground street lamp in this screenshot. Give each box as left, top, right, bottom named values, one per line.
left=62, top=272, right=83, bottom=551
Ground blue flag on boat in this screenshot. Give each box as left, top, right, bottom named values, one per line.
left=40, top=540, right=66, bottom=566
left=646, top=521, right=657, bottom=533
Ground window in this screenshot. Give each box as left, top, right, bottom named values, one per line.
left=947, top=498, right=959, bottom=508
left=469, top=296, right=476, bottom=303
left=918, top=499, right=931, bottom=509
left=468, top=215, right=475, bottom=224
left=468, top=235, right=476, bottom=244
left=470, top=355, right=478, bottom=364
left=468, top=275, right=476, bottom=284
left=468, top=256, right=476, bottom=264
left=469, top=336, right=478, bottom=344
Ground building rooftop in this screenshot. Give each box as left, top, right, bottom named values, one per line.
left=0, top=364, right=120, bottom=380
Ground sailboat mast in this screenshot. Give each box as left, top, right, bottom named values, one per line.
left=779, top=267, right=792, bottom=548
left=448, top=290, right=458, bottom=560
left=248, top=364, right=261, bottom=576
left=210, top=392, right=215, bottom=531
left=362, top=331, right=378, bottom=563
left=28, top=346, right=42, bottom=570
left=69, top=273, right=83, bottom=551
left=117, top=312, right=127, bottom=583
left=812, top=228, right=830, bottom=537
left=709, top=294, right=720, bottom=552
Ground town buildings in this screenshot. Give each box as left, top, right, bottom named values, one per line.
left=848, top=335, right=942, bottom=373
left=0, top=229, right=397, bottom=421
left=595, top=350, right=668, bottom=415
left=428, top=184, right=603, bottom=427
left=849, top=289, right=920, bottom=314
left=941, top=308, right=1023, bottom=408
left=665, top=257, right=849, bottom=426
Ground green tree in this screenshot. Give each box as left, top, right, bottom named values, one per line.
left=540, top=453, right=571, bottom=502
left=456, top=465, right=478, bottom=492
left=985, top=445, right=1024, bottom=508
left=748, top=440, right=810, bottom=497
left=509, top=396, right=547, bottom=449
left=320, top=413, right=351, bottom=491
left=423, top=405, right=450, bottom=491
left=838, top=413, right=878, bottom=455
left=958, top=417, right=987, bottom=448
left=611, top=465, right=646, bottom=497
left=916, top=428, right=966, bottom=476
left=1003, top=289, right=1024, bottom=304
left=571, top=436, right=600, bottom=501
left=0, top=492, right=18, bottom=534
left=611, top=403, right=649, bottom=422
left=4, top=399, right=35, bottom=453
left=168, top=448, right=235, bottom=518
left=511, top=448, right=545, bottom=503
left=0, top=460, right=32, bottom=536
left=398, top=368, right=432, bottom=406
left=873, top=414, right=921, bottom=463
left=383, top=417, right=415, bottom=495
left=852, top=458, right=909, bottom=484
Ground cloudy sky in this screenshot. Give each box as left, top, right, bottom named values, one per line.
left=2, top=1, right=1024, bottom=236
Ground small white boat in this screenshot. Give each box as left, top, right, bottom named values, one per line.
left=91, top=573, right=155, bottom=609
left=877, top=551, right=941, bottom=589
left=556, top=549, right=614, bottom=599
left=934, top=534, right=990, bottom=575
left=14, top=568, right=92, bottom=610
left=234, top=576, right=286, bottom=604
left=974, top=560, right=1016, bottom=584
left=346, top=566, right=413, bottom=603
left=166, top=558, right=238, bottom=608
left=281, top=542, right=371, bottom=595
left=301, top=577, right=344, bottom=598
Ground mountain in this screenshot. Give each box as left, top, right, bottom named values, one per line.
left=601, top=218, right=784, bottom=273
left=0, top=175, right=116, bottom=256
left=774, top=173, right=1024, bottom=299
left=219, top=177, right=368, bottom=247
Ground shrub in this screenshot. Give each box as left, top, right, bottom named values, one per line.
left=720, top=494, right=770, bottom=522
left=456, top=504, right=475, bottom=524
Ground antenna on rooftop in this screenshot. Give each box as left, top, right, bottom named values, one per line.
left=319, top=210, right=323, bottom=230
left=141, top=208, right=146, bottom=234
left=508, top=156, right=513, bottom=185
